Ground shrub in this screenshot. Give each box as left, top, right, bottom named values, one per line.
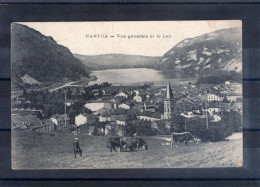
left=191, top=123, right=232, bottom=142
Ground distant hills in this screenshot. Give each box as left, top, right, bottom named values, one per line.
left=74, top=54, right=161, bottom=70
left=11, top=23, right=90, bottom=88
left=11, top=24, right=242, bottom=89
left=155, top=27, right=242, bottom=78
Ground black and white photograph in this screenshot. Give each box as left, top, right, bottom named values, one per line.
left=11, top=21, right=243, bottom=169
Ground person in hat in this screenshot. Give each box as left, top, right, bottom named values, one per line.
left=73, top=137, right=82, bottom=158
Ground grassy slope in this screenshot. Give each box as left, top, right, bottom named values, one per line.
left=12, top=130, right=242, bottom=169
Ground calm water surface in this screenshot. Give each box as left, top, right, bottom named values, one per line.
left=89, top=68, right=197, bottom=86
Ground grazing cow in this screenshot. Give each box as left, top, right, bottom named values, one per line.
left=136, top=137, right=149, bottom=150
left=120, top=137, right=148, bottom=152
left=107, top=137, right=122, bottom=152
left=170, top=132, right=197, bottom=147
left=73, top=138, right=82, bottom=158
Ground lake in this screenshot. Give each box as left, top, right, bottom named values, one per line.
left=89, top=68, right=197, bottom=86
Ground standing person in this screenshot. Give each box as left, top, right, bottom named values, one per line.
left=73, top=137, right=82, bottom=158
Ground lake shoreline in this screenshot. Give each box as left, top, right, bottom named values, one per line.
left=89, top=68, right=198, bottom=86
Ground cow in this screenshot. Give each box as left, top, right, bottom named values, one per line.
left=73, top=138, right=82, bottom=158
left=136, top=137, right=149, bottom=150
left=107, top=137, right=122, bottom=152
left=170, top=132, right=197, bottom=147
left=120, top=137, right=148, bottom=152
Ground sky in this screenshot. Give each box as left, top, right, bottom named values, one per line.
left=20, top=21, right=241, bottom=57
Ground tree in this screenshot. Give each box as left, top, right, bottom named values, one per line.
left=42, top=104, right=53, bottom=118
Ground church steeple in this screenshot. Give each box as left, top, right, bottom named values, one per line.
left=164, top=82, right=173, bottom=119
left=166, top=82, right=173, bottom=99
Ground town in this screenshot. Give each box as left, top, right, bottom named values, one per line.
left=12, top=79, right=242, bottom=141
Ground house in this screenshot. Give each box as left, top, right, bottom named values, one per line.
left=92, top=89, right=100, bottom=96
left=208, top=107, right=220, bottom=115
left=29, top=120, right=56, bottom=132
left=84, top=102, right=112, bottom=112
left=116, top=91, right=128, bottom=98
left=138, top=111, right=161, bottom=121
left=75, top=113, right=96, bottom=127
left=110, top=101, right=118, bottom=109
left=133, top=90, right=140, bottom=95
left=207, top=93, right=223, bottom=102
left=143, top=100, right=155, bottom=112
left=180, top=111, right=195, bottom=118
left=133, top=95, right=143, bottom=103
left=116, top=119, right=127, bottom=126
left=131, top=103, right=144, bottom=112
left=50, top=114, right=70, bottom=132
left=146, top=94, right=151, bottom=100
left=207, top=102, right=220, bottom=115
left=113, top=96, right=128, bottom=104
left=118, top=103, right=131, bottom=110
left=65, top=99, right=74, bottom=106
left=102, top=89, right=111, bottom=97
left=99, top=111, right=111, bottom=122
left=193, top=109, right=202, bottom=115
left=225, top=81, right=231, bottom=85
left=93, top=108, right=108, bottom=116
left=226, top=94, right=241, bottom=102
left=153, top=96, right=164, bottom=105
left=11, top=114, right=41, bottom=130
left=109, top=108, right=127, bottom=122
left=75, top=113, right=87, bottom=126
left=202, top=102, right=220, bottom=116
left=210, top=114, right=222, bottom=122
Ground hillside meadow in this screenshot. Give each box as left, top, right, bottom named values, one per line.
left=12, top=130, right=242, bottom=169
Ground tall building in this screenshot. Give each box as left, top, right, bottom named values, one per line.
left=164, top=82, right=173, bottom=119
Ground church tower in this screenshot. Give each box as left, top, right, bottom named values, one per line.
left=164, top=82, right=173, bottom=119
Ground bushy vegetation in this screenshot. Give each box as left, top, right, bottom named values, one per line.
left=191, top=124, right=233, bottom=142
left=197, top=72, right=242, bottom=85
left=186, top=110, right=242, bottom=142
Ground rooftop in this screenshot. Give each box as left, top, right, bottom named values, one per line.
left=109, top=108, right=127, bottom=115
left=51, top=114, right=69, bottom=120
left=139, top=111, right=161, bottom=119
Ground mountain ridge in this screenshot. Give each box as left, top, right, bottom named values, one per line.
left=155, top=27, right=242, bottom=77
left=11, top=23, right=90, bottom=89
left=74, top=53, right=161, bottom=70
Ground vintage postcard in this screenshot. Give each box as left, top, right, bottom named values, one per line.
left=11, top=21, right=242, bottom=169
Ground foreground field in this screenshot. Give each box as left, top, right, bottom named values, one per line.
left=12, top=130, right=242, bottom=169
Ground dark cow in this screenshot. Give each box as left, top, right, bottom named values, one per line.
left=107, top=137, right=122, bottom=152
left=120, top=137, right=148, bottom=152
left=136, top=137, right=149, bottom=150
left=170, top=132, right=197, bottom=147
left=73, top=139, right=82, bottom=158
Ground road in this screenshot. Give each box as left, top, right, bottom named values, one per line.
left=49, top=81, right=77, bottom=92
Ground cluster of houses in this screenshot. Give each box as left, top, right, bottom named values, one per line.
left=12, top=80, right=242, bottom=135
